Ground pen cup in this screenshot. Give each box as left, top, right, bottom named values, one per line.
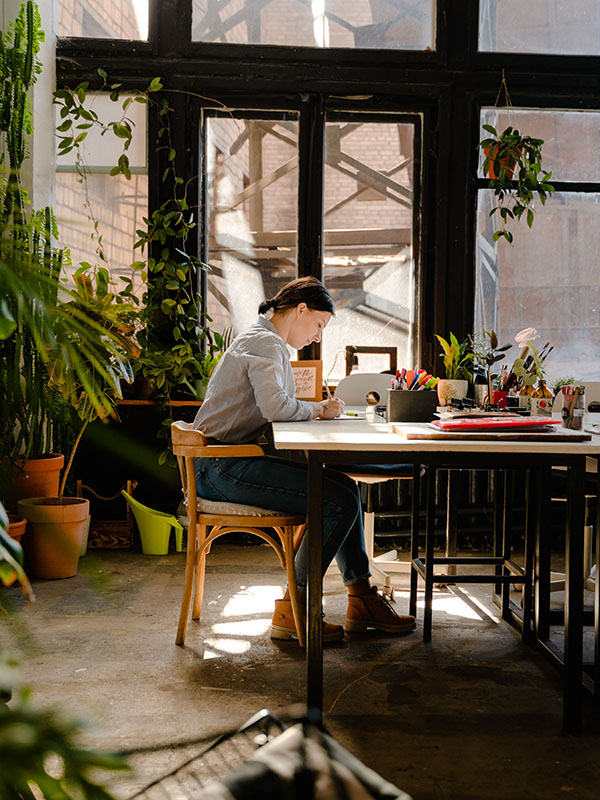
left=387, top=389, right=438, bottom=423
left=561, top=385, right=585, bottom=430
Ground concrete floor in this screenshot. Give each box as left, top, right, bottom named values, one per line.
left=2, top=541, right=600, bottom=800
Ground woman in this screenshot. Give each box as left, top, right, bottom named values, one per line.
left=193, top=277, right=415, bottom=642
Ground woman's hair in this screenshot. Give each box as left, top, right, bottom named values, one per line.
left=258, top=276, right=335, bottom=316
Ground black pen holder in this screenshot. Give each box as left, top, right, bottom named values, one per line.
left=386, top=389, right=438, bottom=422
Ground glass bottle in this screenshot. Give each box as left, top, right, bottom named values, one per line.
left=534, top=379, right=552, bottom=399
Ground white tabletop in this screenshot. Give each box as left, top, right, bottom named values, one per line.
left=272, top=416, right=600, bottom=456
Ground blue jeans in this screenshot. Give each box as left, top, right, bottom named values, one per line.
left=194, top=455, right=370, bottom=589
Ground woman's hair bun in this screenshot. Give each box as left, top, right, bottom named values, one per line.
left=258, top=297, right=278, bottom=314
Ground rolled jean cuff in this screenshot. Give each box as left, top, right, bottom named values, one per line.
left=342, top=571, right=371, bottom=587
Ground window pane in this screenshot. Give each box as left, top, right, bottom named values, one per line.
left=475, top=190, right=600, bottom=384
left=57, top=94, right=147, bottom=170
left=479, top=0, right=600, bottom=55
left=480, top=108, right=600, bottom=183
left=57, top=0, right=149, bottom=39
left=205, top=114, right=299, bottom=335
left=323, top=118, right=416, bottom=382
left=56, top=173, right=148, bottom=299
left=192, top=0, right=435, bottom=50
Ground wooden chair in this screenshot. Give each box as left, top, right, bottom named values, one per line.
left=171, top=421, right=307, bottom=646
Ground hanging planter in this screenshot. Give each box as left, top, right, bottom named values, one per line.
left=478, top=71, right=555, bottom=244
left=17, top=497, right=90, bottom=579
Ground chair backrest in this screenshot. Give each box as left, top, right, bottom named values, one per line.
left=335, top=372, right=392, bottom=406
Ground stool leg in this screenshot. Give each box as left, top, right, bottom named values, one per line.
left=424, top=465, right=436, bottom=643
left=445, top=469, right=459, bottom=578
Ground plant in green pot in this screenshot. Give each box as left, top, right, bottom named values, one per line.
left=434, top=333, right=473, bottom=407
left=479, top=123, right=555, bottom=244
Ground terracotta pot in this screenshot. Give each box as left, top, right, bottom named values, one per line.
left=17, top=496, right=89, bottom=579
left=4, top=453, right=65, bottom=512
left=484, top=145, right=517, bottom=180
left=6, top=515, right=27, bottom=544
left=436, top=379, right=468, bottom=407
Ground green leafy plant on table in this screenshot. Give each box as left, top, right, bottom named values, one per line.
left=469, top=329, right=513, bottom=404
left=434, top=333, right=473, bottom=381
left=479, top=123, right=555, bottom=244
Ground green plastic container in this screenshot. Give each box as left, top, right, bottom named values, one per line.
left=121, top=491, right=184, bottom=555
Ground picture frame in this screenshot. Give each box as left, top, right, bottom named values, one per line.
left=290, top=360, right=323, bottom=402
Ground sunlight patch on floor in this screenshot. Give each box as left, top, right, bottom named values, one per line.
left=417, top=593, right=482, bottom=620
left=222, top=585, right=283, bottom=617
left=211, top=618, right=272, bottom=636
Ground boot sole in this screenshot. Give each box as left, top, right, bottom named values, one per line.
left=345, top=619, right=417, bottom=634
left=270, top=624, right=345, bottom=643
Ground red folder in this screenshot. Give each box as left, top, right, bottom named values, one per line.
left=431, top=416, right=561, bottom=432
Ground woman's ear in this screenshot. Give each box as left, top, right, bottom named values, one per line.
left=296, top=302, right=308, bottom=316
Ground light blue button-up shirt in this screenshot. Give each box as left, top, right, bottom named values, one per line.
left=192, top=316, right=317, bottom=443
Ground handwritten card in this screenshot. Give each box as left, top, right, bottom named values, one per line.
left=290, top=360, right=323, bottom=402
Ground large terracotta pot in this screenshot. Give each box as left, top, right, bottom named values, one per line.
left=4, top=453, right=65, bottom=512
left=17, top=496, right=89, bottom=579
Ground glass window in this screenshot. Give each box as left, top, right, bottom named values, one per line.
left=57, top=0, right=149, bottom=39
left=204, top=113, right=300, bottom=335
left=192, top=0, right=435, bottom=50
left=323, top=116, right=417, bottom=382
left=475, top=190, right=600, bottom=383
left=480, top=108, right=600, bottom=183
left=479, top=0, right=600, bottom=55
left=56, top=94, right=148, bottom=298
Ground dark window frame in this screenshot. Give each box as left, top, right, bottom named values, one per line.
left=56, top=0, right=600, bottom=371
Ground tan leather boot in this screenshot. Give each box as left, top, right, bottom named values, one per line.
left=270, top=598, right=344, bottom=644
left=346, top=586, right=416, bottom=633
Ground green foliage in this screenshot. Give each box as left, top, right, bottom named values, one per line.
left=551, top=375, right=575, bottom=395
left=0, top=3, right=134, bottom=501
left=434, top=332, right=473, bottom=381
left=479, top=124, right=555, bottom=244
left=0, top=500, right=33, bottom=599
left=470, top=329, right=513, bottom=398
left=54, top=73, right=214, bottom=407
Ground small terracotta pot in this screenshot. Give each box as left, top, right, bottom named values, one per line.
left=17, top=496, right=89, bottom=580
left=6, top=515, right=27, bottom=544
left=484, top=145, right=517, bottom=180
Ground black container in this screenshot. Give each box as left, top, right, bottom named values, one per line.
left=386, top=389, right=438, bottom=422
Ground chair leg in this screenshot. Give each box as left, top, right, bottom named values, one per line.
left=192, top=524, right=208, bottom=621
left=284, top=525, right=305, bottom=648
left=176, top=521, right=199, bottom=646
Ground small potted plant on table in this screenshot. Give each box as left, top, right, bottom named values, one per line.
left=434, top=333, right=473, bottom=407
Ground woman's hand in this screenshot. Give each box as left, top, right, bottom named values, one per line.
left=314, top=398, right=345, bottom=419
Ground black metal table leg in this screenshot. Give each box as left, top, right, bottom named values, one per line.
left=563, top=457, right=585, bottom=733
left=423, top=465, right=436, bottom=643
left=595, top=457, right=600, bottom=713
left=306, top=451, right=323, bottom=720
left=493, top=469, right=505, bottom=604
left=409, top=463, right=421, bottom=618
